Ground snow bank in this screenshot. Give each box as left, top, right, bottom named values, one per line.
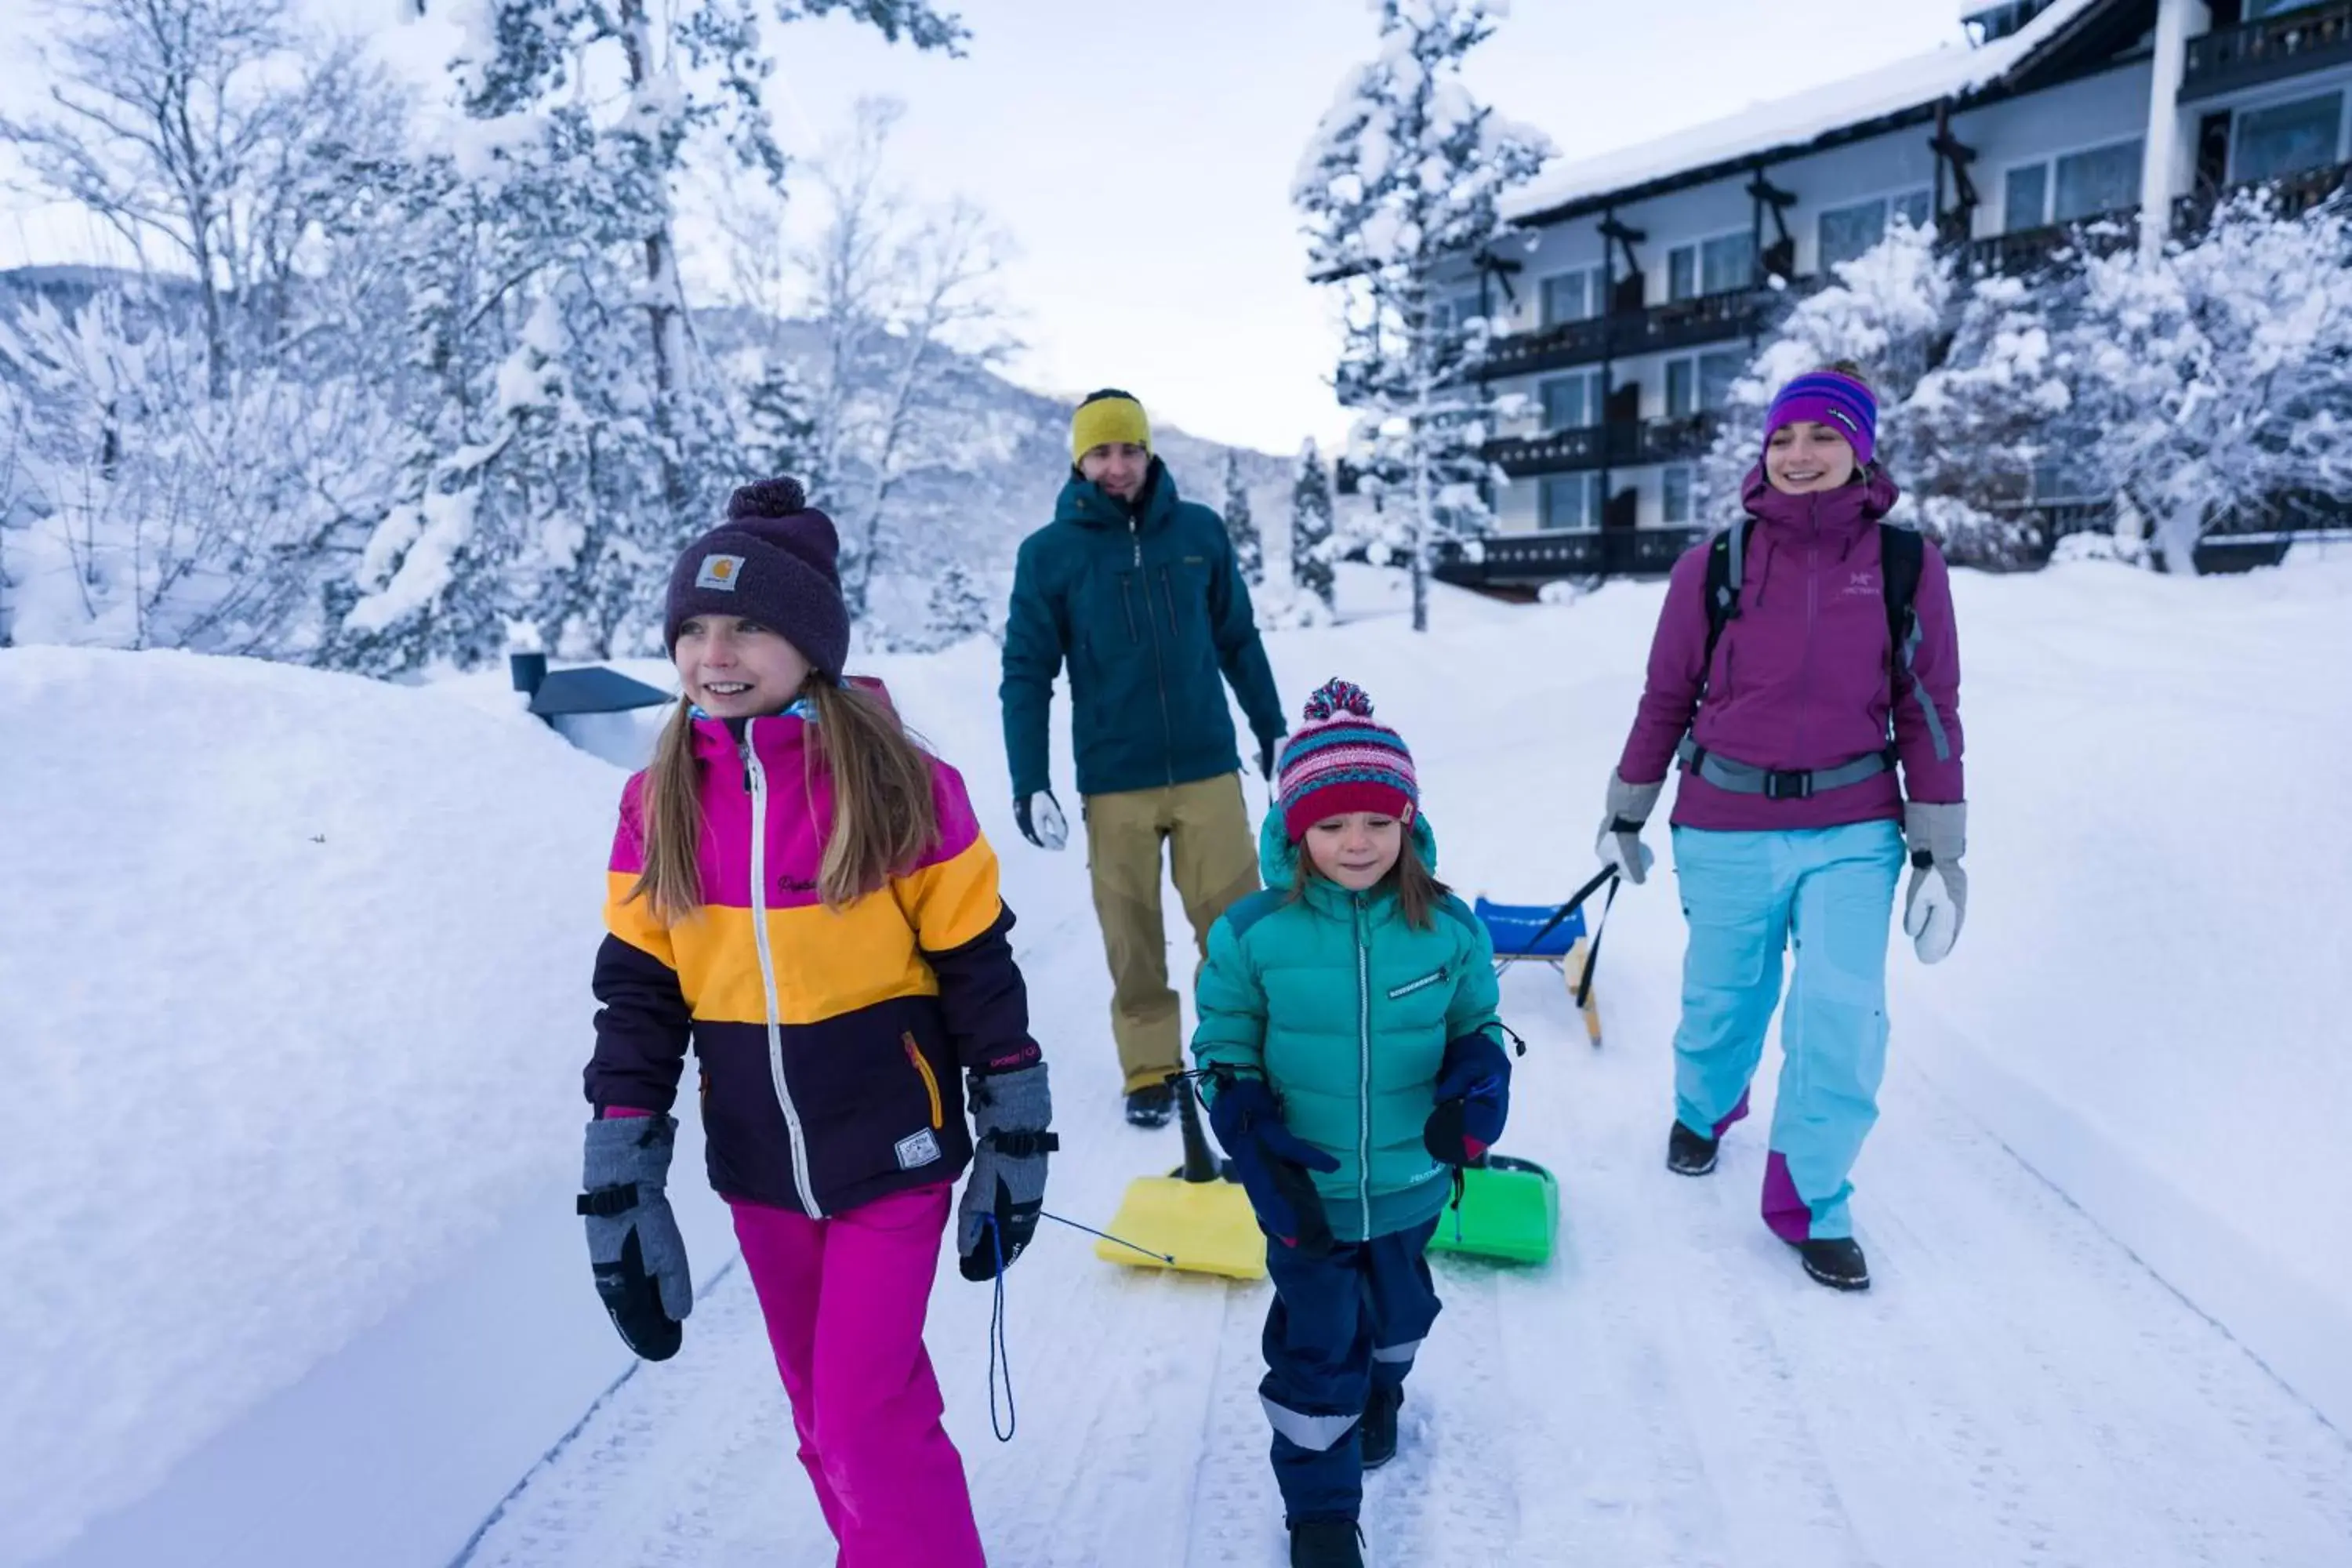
left=0, top=648, right=628, bottom=1566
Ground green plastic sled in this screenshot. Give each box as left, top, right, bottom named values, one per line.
left=1426, top=1154, right=1558, bottom=1265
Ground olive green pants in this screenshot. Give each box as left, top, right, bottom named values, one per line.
left=1084, top=773, right=1261, bottom=1094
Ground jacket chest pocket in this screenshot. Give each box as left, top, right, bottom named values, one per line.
left=1386, top=967, right=1447, bottom=1000
left=1379, top=964, right=1454, bottom=1033
left=1156, top=557, right=1215, bottom=663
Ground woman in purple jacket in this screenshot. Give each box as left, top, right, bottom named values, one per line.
left=1596, top=365, right=1967, bottom=1292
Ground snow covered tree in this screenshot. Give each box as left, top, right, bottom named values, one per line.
left=2062, top=191, right=2352, bottom=568
left=919, top=559, right=996, bottom=650
left=1290, top=436, right=1336, bottom=613
left=1221, top=449, right=1263, bottom=586
left=1294, top=0, right=1551, bottom=633
left=1700, top=218, right=1952, bottom=524
left=1906, top=271, right=2077, bottom=569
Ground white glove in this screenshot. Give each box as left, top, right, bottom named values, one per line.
left=1595, top=769, right=1663, bottom=886
left=1901, top=801, right=1968, bottom=964
left=1017, top=791, right=1068, bottom=852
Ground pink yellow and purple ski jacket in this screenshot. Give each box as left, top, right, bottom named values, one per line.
left=1618, top=463, right=1965, bottom=833
left=584, top=696, right=1041, bottom=1218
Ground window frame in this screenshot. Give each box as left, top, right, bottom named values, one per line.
left=2000, top=133, right=2147, bottom=230
left=1537, top=265, right=1602, bottom=329
left=1537, top=370, right=1604, bottom=433
left=1538, top=471, right=1604, bottom=533
left=2227, top=85, right=2349, bottom=184
left=1664, top=227, right=1759, bottom=302
left=1814, top=183, right=1936, bottom=270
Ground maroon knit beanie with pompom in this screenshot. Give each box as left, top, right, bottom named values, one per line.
left=662, top=477, right=850, bottom=677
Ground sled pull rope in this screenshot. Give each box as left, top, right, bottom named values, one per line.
left=1041, top=1207, right=1176, bottom=1265
left=1575, top=873, right=1621, bottom=1014
left=984, top=1215, right=1016, bottom=1443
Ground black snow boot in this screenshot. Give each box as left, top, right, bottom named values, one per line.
left=1666, top=1120, right=1719, bottom=1176
left=1290, top=1517, right=1366, bottom=1568
left=1794, top=1236, right=1871, bottom=1291
left=1124, top=1080, right=1174, bottom=1128
left=1360, top=1384, right=1403, bottom=1470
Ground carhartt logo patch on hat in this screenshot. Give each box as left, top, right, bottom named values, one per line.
left=695, top=554, right=744, bottom=590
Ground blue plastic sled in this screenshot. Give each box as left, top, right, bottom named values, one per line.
left=1475, top=895, right=1606, bottom=1047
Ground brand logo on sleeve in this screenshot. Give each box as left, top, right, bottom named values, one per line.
left=695, top=554, right=745, bottom=590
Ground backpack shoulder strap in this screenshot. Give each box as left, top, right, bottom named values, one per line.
left=1879, top=522, right=1923, bottom=655
left=1699, top=521, right=1748, bottom=691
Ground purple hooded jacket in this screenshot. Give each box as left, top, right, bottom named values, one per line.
left=1618, top=463, right=1965, bottom=832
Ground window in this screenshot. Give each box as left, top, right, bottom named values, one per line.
left=2053, top=139, right=2143, bottom=221
left=1541, top=267, right=1599, bottom=327
left=1663, top=466, right=1695, bottom=526
left=1430, top=289, right=1486, bottom=336
left=2004, top=163, right=2050, bottom=231
left=1819, top=191, right=1931, bottom=269
left=1819, top=198, right=1888, bottom=270
left=1665, top=231, right=1757, bottom=301
left=1539, top=372, right=1600, bottom=431
left=1703, top=231, right=1756, bottom=294
left=2234, top=93, right=2344, bottom=183
left=1540, top=473, right=1602, bottom=532
left=1665, top=350, right=1746, bottom=419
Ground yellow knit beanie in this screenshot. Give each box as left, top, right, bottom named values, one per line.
left=1071, top=388, right=1151, bottom=463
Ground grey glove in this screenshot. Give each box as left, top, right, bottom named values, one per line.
left=956, top=1062, right=1056, bottom=1282
left=1902, top=800, right=1969, bottom=964
left=579, top=1113, right=693, bottom=1360
left=1596, top=769, right=1664, bottom=885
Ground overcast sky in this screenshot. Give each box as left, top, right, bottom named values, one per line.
left=0, top=0, right=1987, bottom=454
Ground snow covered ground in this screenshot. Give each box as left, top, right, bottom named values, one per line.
left=9, top=557, right=2352, bottom=1567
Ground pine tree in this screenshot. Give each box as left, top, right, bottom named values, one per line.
left=1294, top=0, right=1550, bottom=632
left=1290, top=437, right=1336, bottom=612
left=921, top=558, right=996, bottom=648
left=1221, top=450, right=1263, bottom=586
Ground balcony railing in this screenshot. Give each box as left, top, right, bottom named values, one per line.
left=1478, top=285, right=1773, bottom=379
left=1484, top=423, right=1631, bottom=477
left=2175, top=158, right=2352, bottom=235
left=2183, top=2, right=2352, bottom=102
left=1485, top=414, right=1720, bottom=477
left=1959, top=209, right=2139, bottom=275
left=1432, top=526, right=1703, bottom=586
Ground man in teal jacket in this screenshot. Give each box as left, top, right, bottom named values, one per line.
left=1000, top=389, right=1287, bottom=1127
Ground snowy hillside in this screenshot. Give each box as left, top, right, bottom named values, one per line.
left=11, top=556, right=2352, bottom=1567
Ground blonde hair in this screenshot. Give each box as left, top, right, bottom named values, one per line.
left=1290, top=826, right=1451, bottom=933
left=629, top=679, right=942, bottom=924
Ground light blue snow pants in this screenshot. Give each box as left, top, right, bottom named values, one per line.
left=1669, top=820, right=1904, bottom=1243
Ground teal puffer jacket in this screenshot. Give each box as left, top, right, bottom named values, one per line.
left=1191, top=809, right=1504, bottom=1243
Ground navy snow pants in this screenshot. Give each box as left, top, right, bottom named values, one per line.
left=1258, top=1216, right=1443, bottom=1523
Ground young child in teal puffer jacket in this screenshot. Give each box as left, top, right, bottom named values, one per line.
left=1190, top=678, right=1509, bottom=1568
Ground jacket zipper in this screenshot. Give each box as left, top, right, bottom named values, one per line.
left=1134, top=515, right=1177, bottom=786
left=1387, top=966, right=1446, bottom=1000
left=1355, top=895, right=1372, bottom=1241
left=1798, top=497, right=1820, bottom=763
left=904, top=1033, right=944, bottom=1131
left=742, top=720, right=822, bottom=1217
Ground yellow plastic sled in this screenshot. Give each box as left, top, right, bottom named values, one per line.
left=1094, top=1081, right=1269, bottom=1281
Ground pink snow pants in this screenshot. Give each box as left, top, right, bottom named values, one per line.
left=731, top=1182, right=985, bottom=1567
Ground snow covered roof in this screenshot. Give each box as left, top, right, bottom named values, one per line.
left=1503, top=0, right=2111, bottom=223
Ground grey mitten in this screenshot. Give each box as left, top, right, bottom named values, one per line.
left=1902, top=800, right=1969, bottom=964
left=1596, top=769, right=1665, bottom=885
left=956, top=1063, right=1057, bottom=1282
left=579, top=1114, right=693, bottom=1360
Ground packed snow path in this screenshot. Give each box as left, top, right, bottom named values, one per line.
left=457, top=919, right=2352, bottom=1568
